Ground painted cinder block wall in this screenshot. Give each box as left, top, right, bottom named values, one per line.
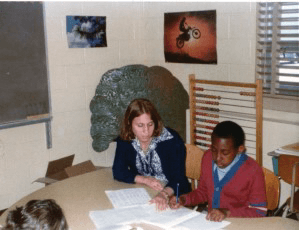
left=0, top=1, right=298, bottom=210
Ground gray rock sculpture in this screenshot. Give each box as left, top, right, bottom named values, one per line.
left=90, top=64, right=189, bottom=152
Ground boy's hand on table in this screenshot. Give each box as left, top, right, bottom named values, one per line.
left=206, top=208, right=230, bottom=222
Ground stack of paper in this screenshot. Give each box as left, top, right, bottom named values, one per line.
left=274, top=142, right=299, bottom=156
left=90, top=204, right=230, bottom=230
left=89, top=188, right=231, bottom=230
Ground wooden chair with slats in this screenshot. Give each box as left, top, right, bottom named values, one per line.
left=262, top=167, right=280, bottom=216
left=185, top=144, right=205, bottom=191
left=185, top=144, right=206, bottom=211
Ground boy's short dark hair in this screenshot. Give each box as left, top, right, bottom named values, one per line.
left=211, top=121, right=245, bottom=148
left=3, top=199, right=68, bottom=230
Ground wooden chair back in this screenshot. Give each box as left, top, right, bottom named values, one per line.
left=278, top=154, right=299, bottom=186
left=185, top=144, right=205, bottom=190
left=262, top=167, right=280, bottom=211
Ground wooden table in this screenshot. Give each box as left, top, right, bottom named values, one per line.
left=0, top=168, right=298, bottom=230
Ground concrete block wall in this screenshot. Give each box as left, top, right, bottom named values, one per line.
left=0, top=1, right=298, bottom=210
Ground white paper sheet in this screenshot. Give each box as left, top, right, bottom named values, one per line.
left=89, top=204, right=227, bottom=230
left=140, top=205, right=200, bottom=229
left=105, top=188, right=151, bottom=208
left=91, top=190, right=231, bottom=230
left=275, top=148, right=299, bottom=156
left=172, top=213, right=231, bottom=230
left=89, top=206, right=146, bottom=229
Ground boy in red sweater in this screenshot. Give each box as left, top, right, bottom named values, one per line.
left=169, top=121, right=267, bottom=221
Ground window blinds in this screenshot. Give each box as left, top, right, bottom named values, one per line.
left=256, top=2, right=299, bottom=97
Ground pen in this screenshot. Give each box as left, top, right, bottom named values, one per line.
left=176, top=183, right=179, bottom=203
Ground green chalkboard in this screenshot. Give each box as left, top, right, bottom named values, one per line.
left=0, top=2, right=49, bottom=125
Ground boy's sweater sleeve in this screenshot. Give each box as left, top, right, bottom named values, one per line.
left=183, top=180, right=209, bottom=206
left=112, top=139, right=137, bottom=183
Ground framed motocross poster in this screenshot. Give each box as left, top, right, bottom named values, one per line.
left=164, top=10, right=217, bottom=64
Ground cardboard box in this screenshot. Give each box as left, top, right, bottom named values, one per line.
left=33, top=155, right=97, bottom=186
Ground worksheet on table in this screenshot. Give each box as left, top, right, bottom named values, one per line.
left=105, top=188, right=151, bottom=209
left=90, top=205, right=231, bottom=230
left=172, top=213, right=231, bottom=230
left=89, top=206, right=147, bottom=229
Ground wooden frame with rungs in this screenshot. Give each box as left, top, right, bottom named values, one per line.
left=189, top=74, right=263, bottom=166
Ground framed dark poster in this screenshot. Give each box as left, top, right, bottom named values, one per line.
left=164, top=10, right=217, bottom=64
left=0, top=2, right=50, bottom=125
